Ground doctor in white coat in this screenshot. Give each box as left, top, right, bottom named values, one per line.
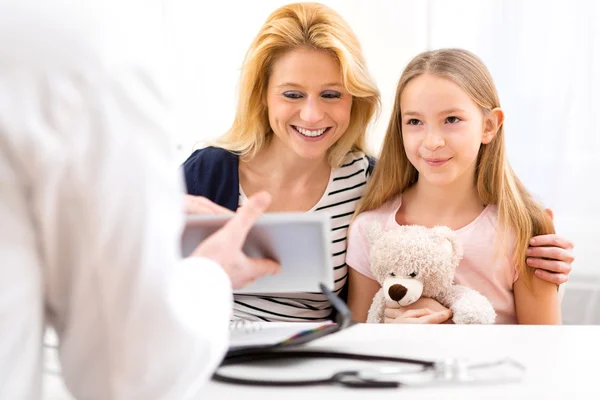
left=0, top=1, right=279, bottom=399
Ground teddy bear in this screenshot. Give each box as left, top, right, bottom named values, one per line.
left=365, top=222, right=497, bottom=324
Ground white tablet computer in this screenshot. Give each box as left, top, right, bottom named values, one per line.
left=181, top=213, right=333, bottom=294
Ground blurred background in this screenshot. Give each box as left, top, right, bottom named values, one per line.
left=161, top=0, right=599, bottom=324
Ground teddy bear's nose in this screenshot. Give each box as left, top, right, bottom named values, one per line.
left=388, top=284, right=408, bottom=301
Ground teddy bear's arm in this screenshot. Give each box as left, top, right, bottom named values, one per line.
left=438, top=285, right=497, bottom=324
left=366, top=288, right=386, bottom=323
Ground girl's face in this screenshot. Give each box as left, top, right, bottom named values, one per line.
left=400, top=73, right=498, bottom=188
left=265, top=47, right=353, bottom=161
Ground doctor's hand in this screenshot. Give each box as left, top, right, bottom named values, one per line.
left=384, top=298, right=453, bottom=324
left=191, top=191, right=280, bottom=289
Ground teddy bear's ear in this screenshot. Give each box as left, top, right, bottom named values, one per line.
left=432, top=226, right=464, bottom=260
left=365, top=221, right=384, bottom=246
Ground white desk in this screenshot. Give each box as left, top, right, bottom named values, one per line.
left=44, top=324, right=600, bottom=399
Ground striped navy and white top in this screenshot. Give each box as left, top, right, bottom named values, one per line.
left=233, top=152, right=372, bottom=322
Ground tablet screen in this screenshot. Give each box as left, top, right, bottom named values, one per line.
left=182, top=213, right=333, bottom=293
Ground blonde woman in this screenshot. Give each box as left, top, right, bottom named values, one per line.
left=183, top=2, right=379, bottom=322
left=183, top=4, right=574, bottom=322
left=347, top=48, right=572, bottom=324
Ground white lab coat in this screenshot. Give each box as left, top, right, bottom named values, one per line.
left=0, top=1, right=232, bottom=399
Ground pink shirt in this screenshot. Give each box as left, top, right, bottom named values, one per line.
left=347, top=196, right=518, bottom=324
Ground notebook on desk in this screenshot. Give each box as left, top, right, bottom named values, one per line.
left=226, top=283, right=355, bottom=357
left=230, top=321, right=337, bottom=349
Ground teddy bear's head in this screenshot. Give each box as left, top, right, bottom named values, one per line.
left=367, top=223, right=463, bottom=306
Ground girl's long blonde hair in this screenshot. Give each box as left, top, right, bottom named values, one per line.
left=355, top=48, right=554, bottom=285
left=214, top=2, right=380, bottom=167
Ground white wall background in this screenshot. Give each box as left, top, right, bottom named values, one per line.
left=163, top=0, right=600, bottom=323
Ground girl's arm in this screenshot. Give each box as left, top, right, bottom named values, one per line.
left=347, top=267, right=381, bottom=322
left=514, top=274, right=562, bottom=324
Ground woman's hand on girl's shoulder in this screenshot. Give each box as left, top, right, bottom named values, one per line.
left=527, top=233, right=574, bottom=285
left=527, top=209, right=575, bottom=285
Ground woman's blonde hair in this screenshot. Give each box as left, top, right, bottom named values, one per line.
left=214, top=2, right=380, bottom=167
left=355, top=48, right=554, bottom=286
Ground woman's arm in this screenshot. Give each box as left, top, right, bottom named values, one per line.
left=514, top=274, right=562, bottom=324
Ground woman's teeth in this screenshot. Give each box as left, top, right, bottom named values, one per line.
left=295, top=126, right=327, bottom=137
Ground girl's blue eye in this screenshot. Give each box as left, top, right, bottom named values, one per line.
left=407, top=119, right=422, bottom=126
left=321, top=91, right=342, bottom=99
left=446, top=116, right=461, bottom=124
left=283, top=92, right=303, bottom=99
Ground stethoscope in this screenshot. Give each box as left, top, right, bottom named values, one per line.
left=214, top=284, right=526, bottom=389
left=213, top=349, right=526, bottom=388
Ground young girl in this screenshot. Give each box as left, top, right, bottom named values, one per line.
left=346, top=48, right=561, bottom=325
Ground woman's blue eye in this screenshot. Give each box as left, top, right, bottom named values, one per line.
left=446, top=116, right=461, bottom=124
left=283, top=92, right=303, bottom=99
left=321, top=91, right=342, bottom=99
left=407, top=119, right=422, bottom=126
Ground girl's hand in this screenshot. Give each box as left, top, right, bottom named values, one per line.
left=527, top=209, right=575, bottom=285
left=383, top=298, right=453, bottom=324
